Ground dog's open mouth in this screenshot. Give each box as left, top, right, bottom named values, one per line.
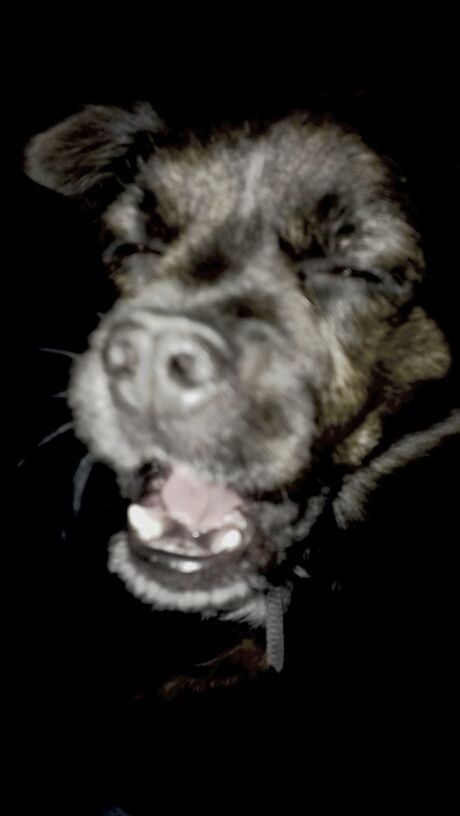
left=126, top=464, right=252, bottom=575
left=108, top=460, right=304, bottom=614
left=107, top=461, right=270, bottom=613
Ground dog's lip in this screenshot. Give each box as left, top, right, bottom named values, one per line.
left=128, top=533, right=247, bottom=575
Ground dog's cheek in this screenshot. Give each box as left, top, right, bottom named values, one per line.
left=378, top=306, right=451, bottom=400
left=331, top=308, right=452, bottom=466
left=249, top=415, right=316, bottom=487
left=68, top=349, right=142, bottom=472
left=316, top=336, right=373, bottom=429
left=333, top=410, right=383, bottom=466
left=314, top=295, right=399, bottom=430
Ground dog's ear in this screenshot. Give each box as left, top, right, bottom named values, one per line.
left=24, top=103, right=164, bottom=196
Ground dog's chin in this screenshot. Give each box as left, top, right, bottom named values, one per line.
left=108, top=534, right=262, bottom=617
left=107, top=461, right=281, bottom=619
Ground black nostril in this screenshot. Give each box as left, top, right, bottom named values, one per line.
left=158, top=333, right=219, bottom=398
left=165, top=343, right=217, bottom=390
left=167, top=351, right=204, bottom=388
left=105, top=337, right=139, bottom=377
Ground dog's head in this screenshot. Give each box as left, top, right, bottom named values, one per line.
left=25, top=104, right=450, bottom=626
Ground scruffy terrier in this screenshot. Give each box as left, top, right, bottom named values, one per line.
left=25, top=104, right=458, bottom=672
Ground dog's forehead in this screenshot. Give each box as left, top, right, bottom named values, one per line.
left=142, top=118, right=384, bottom=221
left=103, top=115, right=416, bottom=275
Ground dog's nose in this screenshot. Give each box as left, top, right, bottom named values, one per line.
left=104, top=320, right=227, bottom=414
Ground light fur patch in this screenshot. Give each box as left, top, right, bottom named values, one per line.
left=240, top=149, right=267, bottom=216
left=103, top=189, right=143, bottom=241
left=334, top=410, right=382, bottom=466
left=108, top=535, right=252, bottom=612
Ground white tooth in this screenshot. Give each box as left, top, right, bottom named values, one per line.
left=173, top=559, right=203, bottom=573
left=213, top=527, right=242, bottom=553
left=128, top=504, right=164, bottom=542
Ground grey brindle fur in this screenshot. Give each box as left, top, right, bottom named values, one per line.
left=25, top=104, right=459, bottom=657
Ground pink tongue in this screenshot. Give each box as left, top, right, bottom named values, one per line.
left=161, top=465, right=242, bottom=533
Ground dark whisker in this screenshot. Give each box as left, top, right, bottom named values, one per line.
left=36, top=347, right=77, bottom=360
left=73, top=452, right=95, bottom=515
left=45, top=391, right=69, bottom=400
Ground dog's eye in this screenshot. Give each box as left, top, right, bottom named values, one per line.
left=104, top=242, right=142, bottom=264
left=103, top=241, right=164, bottom=265
left=330, top=266, right=382, bottom=284
left=118, top=243, right=145, bottom=257
left=297, top=262, right=390, bottom=289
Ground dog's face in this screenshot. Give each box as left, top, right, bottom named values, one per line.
left=25, top=105, right=450, bottom=623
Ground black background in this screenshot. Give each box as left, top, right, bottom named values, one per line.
left=4, top=26, right=460, bottom=815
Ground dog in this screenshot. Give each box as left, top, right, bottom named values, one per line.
left=24, top=103, right=459, bottom=678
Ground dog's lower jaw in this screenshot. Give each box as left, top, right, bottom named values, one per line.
left=108, top=531, right=291, bottom=672
left=109, top=532, right=261, bottom=614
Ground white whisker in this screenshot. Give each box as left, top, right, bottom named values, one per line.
left=37, top=347, right=77, bottom=360
left=17, top=421, right=74, bottom=469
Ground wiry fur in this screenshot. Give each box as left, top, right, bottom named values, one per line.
left=25, top=104, right=458, bottom=658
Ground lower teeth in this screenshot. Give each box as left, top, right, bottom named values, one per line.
left=170, top=559, right=204, bottom=573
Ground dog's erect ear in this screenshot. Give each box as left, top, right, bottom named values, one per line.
left=24, top=103, right=164, bottom=196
